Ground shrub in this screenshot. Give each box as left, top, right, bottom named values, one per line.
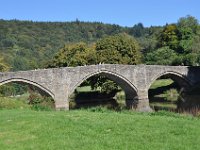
left=28, top=92, right=55, bottom=111
left=0, top=97, right=29, bottom=109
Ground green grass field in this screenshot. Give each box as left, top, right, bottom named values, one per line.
left=150, top=79, right=174, bottom=90
left=0, top=109, right=200, bottom=150
left=1, top=79, right=200, bottom=149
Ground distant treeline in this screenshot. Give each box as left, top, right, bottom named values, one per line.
left=0, top=15, right=200, bottom=71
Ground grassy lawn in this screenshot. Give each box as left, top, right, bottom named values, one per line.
left=76, top=86, right=101, bottom=92
left=150, top=79, right=174, bottom=90
left=0, top=109, right=200, bottom=150
left=76, top=86, right=93, bottom=92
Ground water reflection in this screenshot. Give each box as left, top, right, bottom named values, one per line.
left=69, top=91, right=124, bottom=110
left=150, top=91, right=200, bottom=115
left=177, top=94, right=200, bottom=113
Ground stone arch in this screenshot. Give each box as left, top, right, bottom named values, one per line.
left=148, top=71, right=192, bottom=91
left=69, top=70, right=138, bottom=108
left=0, top=78, right=54, bottom=99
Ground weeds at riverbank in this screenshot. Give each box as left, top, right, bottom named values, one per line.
left=0, top=93, right=55, bottom=111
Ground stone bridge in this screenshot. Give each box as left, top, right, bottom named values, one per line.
left=1, top=64, right=200, bottom=111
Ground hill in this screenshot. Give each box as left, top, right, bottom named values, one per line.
left=0, top=19, right=160, bottom=71
left=0, top=16, right=200, bottom=71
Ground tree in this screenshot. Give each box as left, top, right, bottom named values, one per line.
left=47, top=34, right=142, bottom=94
left=184, top=33, right=200, bottom=66
left=177, top=15, right=199, bottom=54
left=152, top=16, right=200, bottom=66
left=47, top=42, right=96, bottom=68
left=92, top=33, right=142, bottom=93
left=129, top=23, right=145, bottom=37
left=145, top=47, right=178, bottom=65
left=0, top=56, right=9, bottom=72
left=177, top=15, right=199, bottom=34
left=96, top=33, right=142, bottom=65
left=157, top=24, right=180, bottom=50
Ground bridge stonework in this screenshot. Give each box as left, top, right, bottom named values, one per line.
left=1, top=64, right=200, bottom=112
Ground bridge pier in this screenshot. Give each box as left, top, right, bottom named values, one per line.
left=55, top=100, right=69, bottom=110
left=136, top=90, right=152, bottom=112
left=53, top=84, right=69, bottom=110
left=125, top=90, right=152, bottom=112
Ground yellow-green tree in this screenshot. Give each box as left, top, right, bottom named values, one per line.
left=157, top=24, right=180, bottom=50
left=0, top=56, right=9, bottom=72
left=47, top=42, right=96, bottom=68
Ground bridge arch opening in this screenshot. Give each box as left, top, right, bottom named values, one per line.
left=0, top=78, right=55, bottom=109
left=148, top=72, right=191, bottom=112
left=69, top=71, right=138, bottom=110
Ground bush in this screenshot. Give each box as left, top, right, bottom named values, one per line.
left=0, top=83, right=28, bottom=97
left=0, top=97, right=29, bottom=109
left=28, top=92, right=55, bottom=111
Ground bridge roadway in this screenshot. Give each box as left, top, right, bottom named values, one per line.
left=1, top=64, right=200, bottom=111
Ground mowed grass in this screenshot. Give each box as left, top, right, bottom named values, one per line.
left=0, top=109, right=200, bottom=150
left=150, top=79, right=174, bottom=90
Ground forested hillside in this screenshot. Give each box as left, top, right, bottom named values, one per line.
left=0, top=19, right=125, bottom=70
left=0, top=15, right=200, bottom=71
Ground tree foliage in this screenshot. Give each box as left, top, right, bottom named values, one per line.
left=96, top=33, right=142, bottom=64
left=0, top=56, right=9, bottom=72
left=47, top=34, right=142, bottom=93
left=0, top=15, right=199, bottom=70
left=0, top=20, right=125, bottom=71
left=145, top=47, right=178, bottom=65
left=48, top=43, right=96, bottom=68
left=157, top=24, right=180, bottom=50
left=147, top=15, right=200, bottom=66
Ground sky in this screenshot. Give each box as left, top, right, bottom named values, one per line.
left=0, top=0, right=199, bottom=27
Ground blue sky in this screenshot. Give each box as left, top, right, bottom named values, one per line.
left=0, top=0, right=199, bottom=27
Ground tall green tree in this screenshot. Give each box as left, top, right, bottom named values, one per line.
left=145, top=46, right=178, bottom=65
left=129, top=23, right=145, bottom=37
left=177, top=15, right=199, bottom=34
left=96, top=33, right=142, bottom=64
left=177, top=15, right=199, bottom=54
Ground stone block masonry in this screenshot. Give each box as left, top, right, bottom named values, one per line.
left=1, top=64, right=200, bottom=111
